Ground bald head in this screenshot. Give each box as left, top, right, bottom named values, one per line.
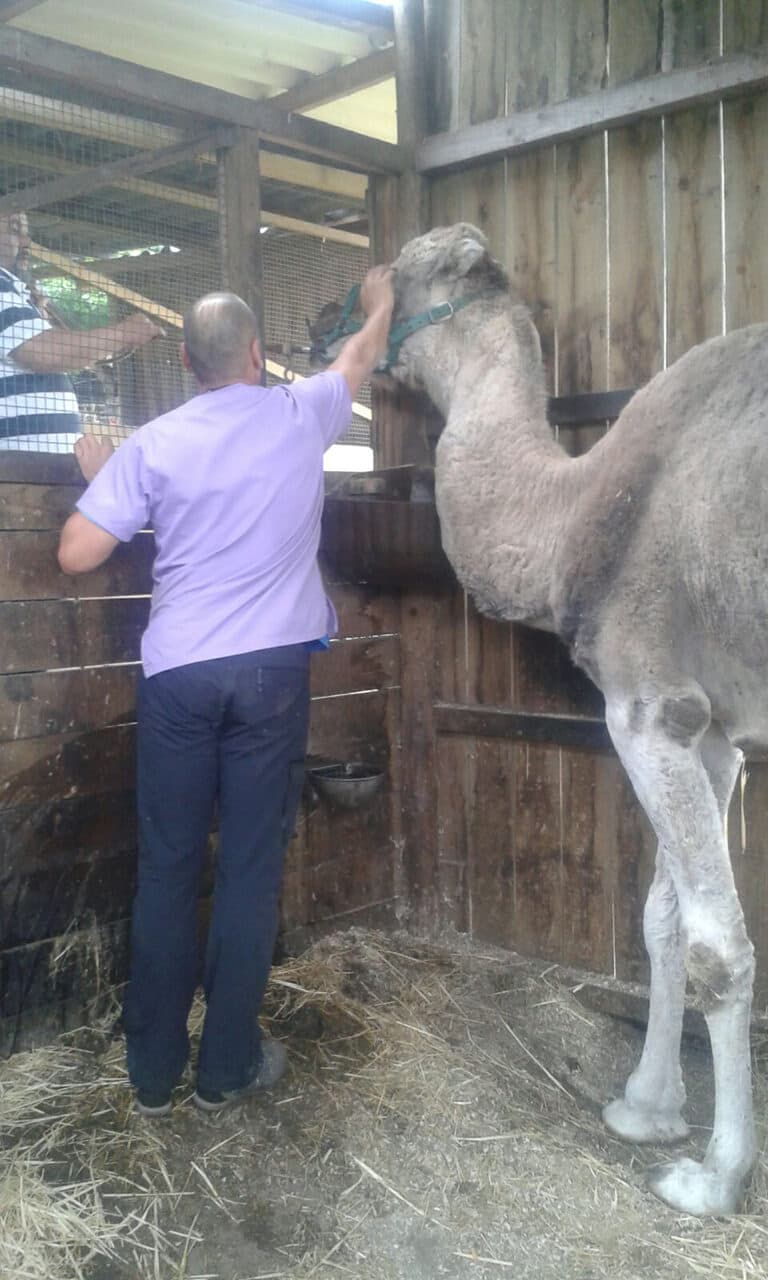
left=182, top=291, right=261, bottom=387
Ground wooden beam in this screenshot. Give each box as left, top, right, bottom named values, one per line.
left=0, top=127, right=236, bottom=216
left=393, top=0, right=429, bottom=246
left=269, top=47, right=395, bottom=114
left=0, top=0, right=44, bottom=19
left=219, top=133, right=266, bottom=368
left=0, top=27, right=403, bottom=172
left=30, top=238, right=372, bottom=421
left=418, top=48, right=768, bottom=173
left=0, top=140, right=369, bottom=246
left=434, top=703, right=613, bottom=752
left=0, top=89, right=368, bottom=200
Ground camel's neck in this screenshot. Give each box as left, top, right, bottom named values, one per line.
left=415, top=303, right=580, bottom=629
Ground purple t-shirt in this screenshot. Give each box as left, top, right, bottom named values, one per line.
left=77, top=372, right=352, bottom=677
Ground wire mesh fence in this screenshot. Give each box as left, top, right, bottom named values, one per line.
left=0, top=76, right=371, bottom=456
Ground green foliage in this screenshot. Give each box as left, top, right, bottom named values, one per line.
left=40, top=276, right=111, bottom=329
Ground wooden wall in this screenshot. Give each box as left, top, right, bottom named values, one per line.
left=0, top=455, right=403, bottom=1053
left=376, top=0, right=768, bottom=1006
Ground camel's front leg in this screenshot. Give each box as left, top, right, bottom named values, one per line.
left=603, top=845, right=689, bottom=1143
left=606, top=696, right=756, bottom=1216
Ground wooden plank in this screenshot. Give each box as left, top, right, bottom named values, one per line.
left=665, top=0, right=721, bottom=67
left=724, top=0, right=768, bottom=53
left=324, top=581, right=401, bottom=640
left=398, top=591, right=441, bottom=927
left=553, top=0, right=608, bottom=101
left=0, top=790, right=137, bottom=873
left=269, top=46, right=395, bottom=113
left=607, top=120, right=664, bottom=387
left=511, top=628, right=605, bottom=717
left=0, top=126, right=236, bottom=216
left=307, top=689, right=390, bottom=768
left=729, top=762, right=768, bottom=1007
left=505, top=147, right=558, bottom=394
left=665, top=104, right=723, bottom=364
left=417, top=50, right=768, bottom=173
left=0, top=530, right=153, bottom=601
left=556, top=129, right=607, bottom=454
left=0, top=848, right=137, bottom=950
left=723, top=92, right=768, bottom=330
left=392, top=0, right=429, bottom=246
left=0, top=27, right=404, bottom=172
left=0, top=665, right=137, bottom=741
left=505, top=0, right=557, bottom=113
left=607, top=0, right=661, bottom=84
left=0, top=452, right=82, bottom=484
left=458, top=0, right=511, bottom=127
left=218, top=131, right=264, bottom=356
left=463, top=735, right=516, bottom=946
left=548, top=389, right=634, bottom=425
left=507, top=742, right=565, bottom=961
left=320, top=496, right=456, bottom=589
left=0, top=598, right=148, bottom=674
left=310, top=636, right=399, bottom=699
left=0, top=723, right=136, bottom=812
left=423, top=0, right=461, bottom=134
left=0, top=483, right=81, bottom=530
left=435, top=702, right=611, bottom=751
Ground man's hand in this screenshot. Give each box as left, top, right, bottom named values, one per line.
left=75, top=435, right=115, bottom=483
left=117, top=313, right=165, bottom=351
left=360, top=265, right=394, bottom=317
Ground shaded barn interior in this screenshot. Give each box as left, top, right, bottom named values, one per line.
left=2, top=0, right=768, bottom=1056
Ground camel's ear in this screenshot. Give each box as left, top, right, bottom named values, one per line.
left=435, top=223, right=489, bottom=279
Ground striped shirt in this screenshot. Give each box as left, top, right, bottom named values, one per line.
left=0, top=267, right=81, bottom=451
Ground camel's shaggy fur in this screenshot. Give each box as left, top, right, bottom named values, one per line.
left=371, top=223, right=767, bottom=1217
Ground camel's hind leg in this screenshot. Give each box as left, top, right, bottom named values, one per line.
left=605, top=696, right=755, bottom=1216
left=604, top=725, right=742, bottom=1146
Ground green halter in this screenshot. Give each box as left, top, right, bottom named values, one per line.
left=310, top=283, right=490, bottom=370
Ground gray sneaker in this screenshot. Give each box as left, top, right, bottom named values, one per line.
left=193, top=1039, right=287, bottom=1112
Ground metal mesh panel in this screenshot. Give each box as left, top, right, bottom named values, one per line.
left=263, top=231, right=371, bottom=446
left=0, top=76, right=371, bottom=455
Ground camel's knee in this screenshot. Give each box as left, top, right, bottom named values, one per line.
left=607, top=687, right=711, bottom=750
left=655, top=691, right=711, bottom=747
left=684, top=924, right=755, bottom=1014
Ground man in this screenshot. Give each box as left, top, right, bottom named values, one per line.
left=58, top=267, right=395, bottom=1115
left=0, top=211, right=161, bottom=451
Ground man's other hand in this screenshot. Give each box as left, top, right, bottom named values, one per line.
left=360, top=265, right=394, bottom=317
left=118, top=312, right=166, bottom=351
left=75, top=434, right=115, bottom=483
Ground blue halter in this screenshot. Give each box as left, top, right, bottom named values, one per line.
left=310, top=283, right=490, bottom=370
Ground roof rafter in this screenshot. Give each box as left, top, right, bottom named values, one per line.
left=269, top=45, right=395, bottom=114
left=0, top=26, right=403, bottom=171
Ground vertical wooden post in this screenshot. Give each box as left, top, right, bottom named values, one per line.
left=370, top=0, right=435, bottom=470
left=392, top=0, right=429, bottom=244
left=217, top=129, right=266, bottom=378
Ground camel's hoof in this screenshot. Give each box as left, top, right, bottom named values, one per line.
left=603, top=1098, right=689, bottom=1144
left=646, top=1157, right=745, bottom=1216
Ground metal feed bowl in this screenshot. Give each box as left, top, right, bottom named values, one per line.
left=308, top=762, right=384, bottom=810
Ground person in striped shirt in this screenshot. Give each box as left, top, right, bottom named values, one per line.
left=0, top=212, right=161, bottom=452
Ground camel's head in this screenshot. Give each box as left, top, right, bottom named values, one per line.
left=385, top=222, right=508, bottom=387
left=308, top=222, right=508, bottom=389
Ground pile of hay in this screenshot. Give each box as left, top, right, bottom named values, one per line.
left=0, top=929, right=766, bottom=1279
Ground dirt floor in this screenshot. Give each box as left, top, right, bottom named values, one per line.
left=1, top=928, right=766, bottom=1280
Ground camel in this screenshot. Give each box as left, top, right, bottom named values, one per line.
left=316, top=222, right=767, bottom=1217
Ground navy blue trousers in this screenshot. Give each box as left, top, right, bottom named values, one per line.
left=123, top=646, right=310, bottom=1095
